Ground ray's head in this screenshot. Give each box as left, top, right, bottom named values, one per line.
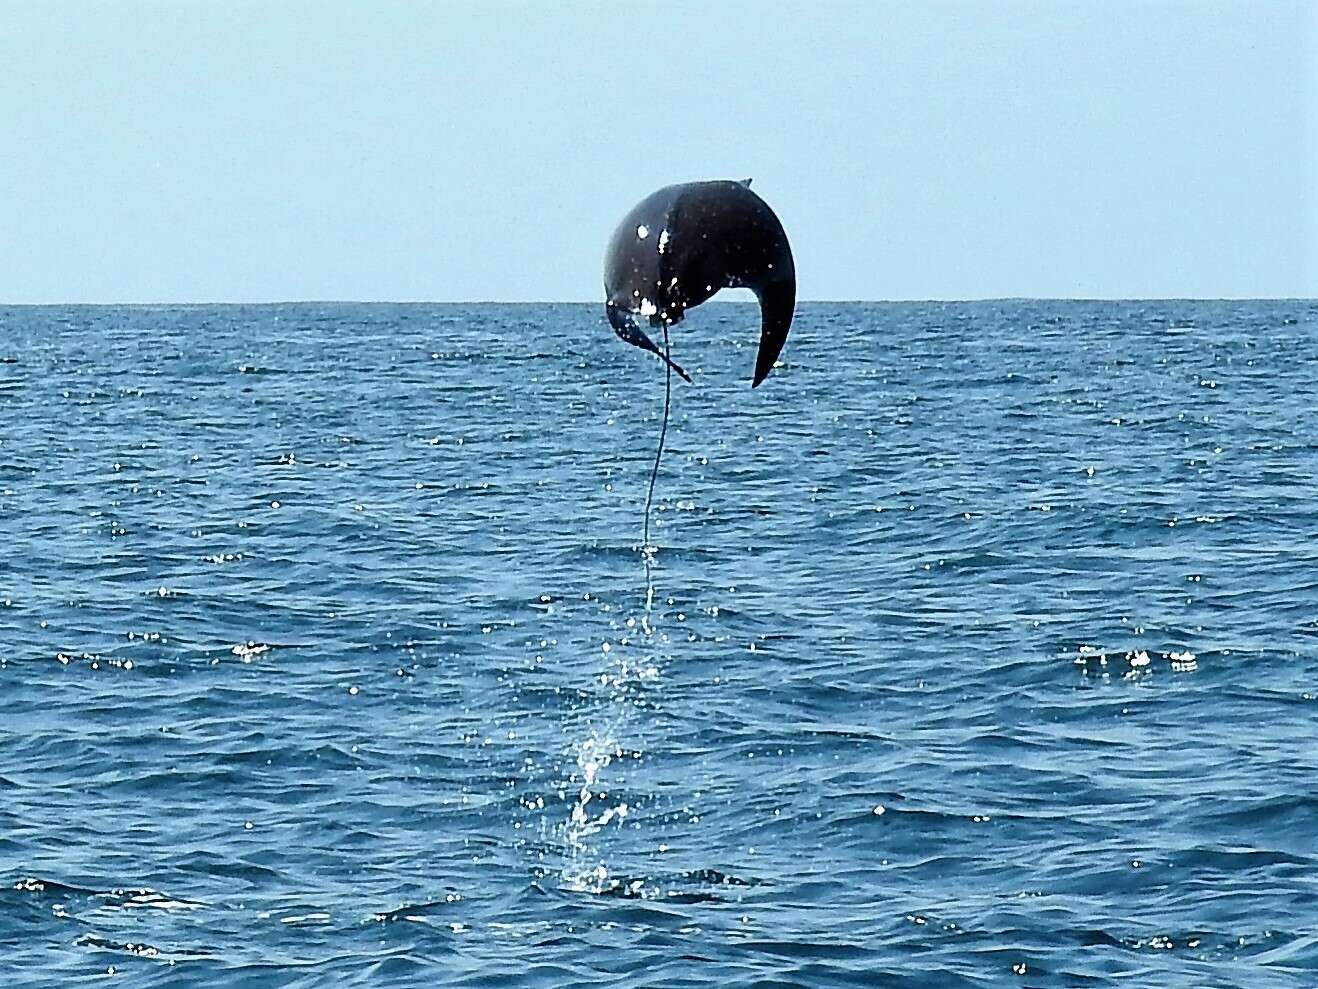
left=604, top=208, right=679, bottom=324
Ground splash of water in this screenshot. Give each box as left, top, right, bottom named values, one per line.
left=559, top=323, right=676, bottom=892
left=561, top=728, right=629, bottom=892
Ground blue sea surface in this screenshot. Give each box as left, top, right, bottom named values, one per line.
left=2, top=300, right=1317, bottom=987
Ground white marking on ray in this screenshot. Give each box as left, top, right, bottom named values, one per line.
left=636, top=224, right=649, bottom=239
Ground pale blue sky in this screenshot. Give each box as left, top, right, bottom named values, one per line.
left=3, top=1, right=1314, bottom=303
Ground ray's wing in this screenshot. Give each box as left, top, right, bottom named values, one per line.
left=752, top=278, right=795, bottom=388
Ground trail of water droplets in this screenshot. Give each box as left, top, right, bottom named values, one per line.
left=560, top=326, right=674, bottom=892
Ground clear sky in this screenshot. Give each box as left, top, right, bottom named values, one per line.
left=3, top=1, right=1314, bottom=303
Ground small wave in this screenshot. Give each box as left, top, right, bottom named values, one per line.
left=12, top=876, right=203, bottom=911
left=544, top=867, right=762, bottom=903
left=1070, top=644, right=1204, bottom=676
left=1204, top=794, right=1318, bottom=829
left=371, top=893, right=463, bottom=924
left=74, top=933, right=214, bottom=961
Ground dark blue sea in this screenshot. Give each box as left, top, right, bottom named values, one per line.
left=2, top=300, right=1317, bottom=987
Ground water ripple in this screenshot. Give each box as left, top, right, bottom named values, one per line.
left=1, top=301, right=1316, bottom=986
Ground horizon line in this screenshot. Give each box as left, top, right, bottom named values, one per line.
left=3, top=296, right=1315, bottom=307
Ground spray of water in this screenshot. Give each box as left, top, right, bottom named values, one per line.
left=560, top=322, right=675, bottom=892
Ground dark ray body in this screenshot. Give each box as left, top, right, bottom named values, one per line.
left=603, top=180, right=795, bottom=387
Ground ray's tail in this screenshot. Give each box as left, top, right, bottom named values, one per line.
left=642, top=322, right=673, bottom=619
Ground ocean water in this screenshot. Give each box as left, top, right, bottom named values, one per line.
left=2, top=300, right=1317, bottom=988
